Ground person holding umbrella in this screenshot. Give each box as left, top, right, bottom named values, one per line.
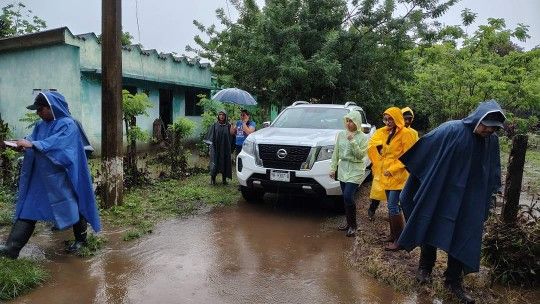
left=230, top=109, right=256, bottom=155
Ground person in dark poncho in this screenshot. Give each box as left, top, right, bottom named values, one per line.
left=205, top=110, right=233, bottom=185
left=397, top=100, right=505, bottom=304
left=0, top=91, right=101, bottom=259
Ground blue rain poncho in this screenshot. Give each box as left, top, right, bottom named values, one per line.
left=15, top=91, right=101, bottom=232
left=397, top=100, right=503, bottom=274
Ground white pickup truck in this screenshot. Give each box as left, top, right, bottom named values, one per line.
left=236, top=101, right=375, bottom=202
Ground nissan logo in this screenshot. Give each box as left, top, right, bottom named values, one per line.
left=276, top=148, right=288, bottom=159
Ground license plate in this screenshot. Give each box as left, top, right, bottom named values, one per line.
left=270, top=170, right=290, bottom=182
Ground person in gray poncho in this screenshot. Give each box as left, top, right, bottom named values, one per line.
left=204, top=110, right=233, bottom=185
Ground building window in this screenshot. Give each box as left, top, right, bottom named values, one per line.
left=185, top=88, right=208, bottom=116
left=123, top=85, right=137, bottom=95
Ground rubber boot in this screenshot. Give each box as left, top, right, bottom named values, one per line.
left=382, top=215, right=394, bottom=243
left=66, top=216, right=88, bottom=254
left=337, top=203, right=349, bottom=231
left=444, top=282, right=475, bottom=304
left=0, top=219, right=36, bottom=259
left=346, top=205, right=357, bottom=237
left=367, top=200, right=379, bottom=221
left=416, top=245, right=436, bottom=284
left=444, top=255, right=475, bottom=303
left=222, top=176, right=228, bottom=185
left=210, top=175, right=216, bottom=185
left=385, top=212, right=405, bottom=251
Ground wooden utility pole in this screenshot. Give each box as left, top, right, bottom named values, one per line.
left=501, top=134, right=528, bottom=224
left=101, top=0, right=123, bottom=207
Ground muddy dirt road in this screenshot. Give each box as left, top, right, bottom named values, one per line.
left=11, top=197, right=416, bottom=304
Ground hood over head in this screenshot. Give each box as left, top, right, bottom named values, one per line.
left=344, top=110, right=362, bottom=130
left=216, top=109, right=228, bottom=122
left=462, top=100, right=506, bottom=131
left=383, top=107, right=405, bottom=129
left=28, top=91, right=72, bottom=120
left=401, top=106, right=414, bottom=118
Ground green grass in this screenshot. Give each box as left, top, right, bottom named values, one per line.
left=0, top=187, right=14, bottom=227
left=0, top=258, right=48, bottom=301
left=74, top=234, right=107, bottom=258
left=100, top=173, right=240, bottom=240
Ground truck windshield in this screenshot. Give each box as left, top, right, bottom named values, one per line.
left=272, top=107, right=349, bottom=129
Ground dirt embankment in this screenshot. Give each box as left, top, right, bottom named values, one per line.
left=349, top=184, right=536, bottom=304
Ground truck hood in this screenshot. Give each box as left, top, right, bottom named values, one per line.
left=247, top=127, right=341, bottom=147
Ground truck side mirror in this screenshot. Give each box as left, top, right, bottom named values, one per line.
left=263, top=121, right=271, bottom=128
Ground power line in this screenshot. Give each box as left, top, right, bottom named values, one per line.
left=134, top=0, right=146, bottom=80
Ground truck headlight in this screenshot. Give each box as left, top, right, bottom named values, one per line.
left=316, top=145, right=334, bottom=161
left=242, top=138, right=255, bottom=156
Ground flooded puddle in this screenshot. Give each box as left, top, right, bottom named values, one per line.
left=11, top=197, right=416, bottom=303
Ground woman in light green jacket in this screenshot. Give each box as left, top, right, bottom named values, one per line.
left=329, top=111, right=368, bottom=237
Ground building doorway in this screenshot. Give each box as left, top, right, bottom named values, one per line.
left=159, top=89, right=173, bottom=128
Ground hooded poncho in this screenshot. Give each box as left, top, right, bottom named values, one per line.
left=15, top=91, right=101, bottom=232
left=204, top=110, right=233, bottom=178
left=397, top=100, right=504, bottom=273
left=368, top=107, right=417, bottom=191
left=330, top=111, right=369, bottom=184
left=401, top=106, right=419, bottom=140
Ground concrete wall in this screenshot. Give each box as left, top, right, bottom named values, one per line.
left=0, top=28, right=212, bottom=154
left=68, top=33, right=213, bottom=89
left=0, top=44, right=81, bottom=139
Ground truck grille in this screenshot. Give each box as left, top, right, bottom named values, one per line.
left=258, top=144, right=311, bottom=170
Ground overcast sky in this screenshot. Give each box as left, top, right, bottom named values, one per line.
left=15, top=0, right=540, bottom=55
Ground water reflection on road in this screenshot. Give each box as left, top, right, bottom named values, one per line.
left=12, top=196, right=416, bottom=304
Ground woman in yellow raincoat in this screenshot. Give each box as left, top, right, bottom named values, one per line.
left=368, top=107, right=417, bottom=250
left=367, top=106, right=420, bottom=220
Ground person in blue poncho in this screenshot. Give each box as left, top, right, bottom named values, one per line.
left=397, top=100, right=505, bottom=304
left=0, top=91, right=101, bottom=259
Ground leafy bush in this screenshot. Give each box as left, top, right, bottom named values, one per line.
left=0, top=186, right=15, bottom=226
left=167, top=118, right=196, bottom=177
left=482, top=216, right=540, bottom=287
left=1, top=115, right=21, bottom=189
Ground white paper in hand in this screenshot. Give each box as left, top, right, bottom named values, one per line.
left=3, top=141, right=17, bottom=147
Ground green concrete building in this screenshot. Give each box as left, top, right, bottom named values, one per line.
left=0, top=27, right=213, bottom=153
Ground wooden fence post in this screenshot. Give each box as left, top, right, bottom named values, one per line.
left=501, top=134, right=528, bottom=224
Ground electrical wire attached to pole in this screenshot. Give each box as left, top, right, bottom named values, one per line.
left=135, top=0, right=146, bottom=80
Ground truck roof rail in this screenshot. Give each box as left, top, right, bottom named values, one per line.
left=344, top=101, right=357, bottom=107
left=292, top=101, right=309, bottom=106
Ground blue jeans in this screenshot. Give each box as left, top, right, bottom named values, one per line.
left=340, top=182, right=359, bottom=207
left=235, top=145, right=243, bottom=155
left=385, top=190, right=402, bottom=216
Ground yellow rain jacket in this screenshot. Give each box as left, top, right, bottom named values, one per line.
left=330, top=111, right=369, bottom=184
left=367, top=127, right=387, bottom=201
left=401, top=106, right=419, bottom=140
left=368, top=107, right=417, bottom=191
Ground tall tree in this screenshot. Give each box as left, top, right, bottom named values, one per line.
left=189, top=0, right=459, bottom=119
left=0, top=2, right=46, bottom=38
left=402, top=17, right=538, bottom=130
